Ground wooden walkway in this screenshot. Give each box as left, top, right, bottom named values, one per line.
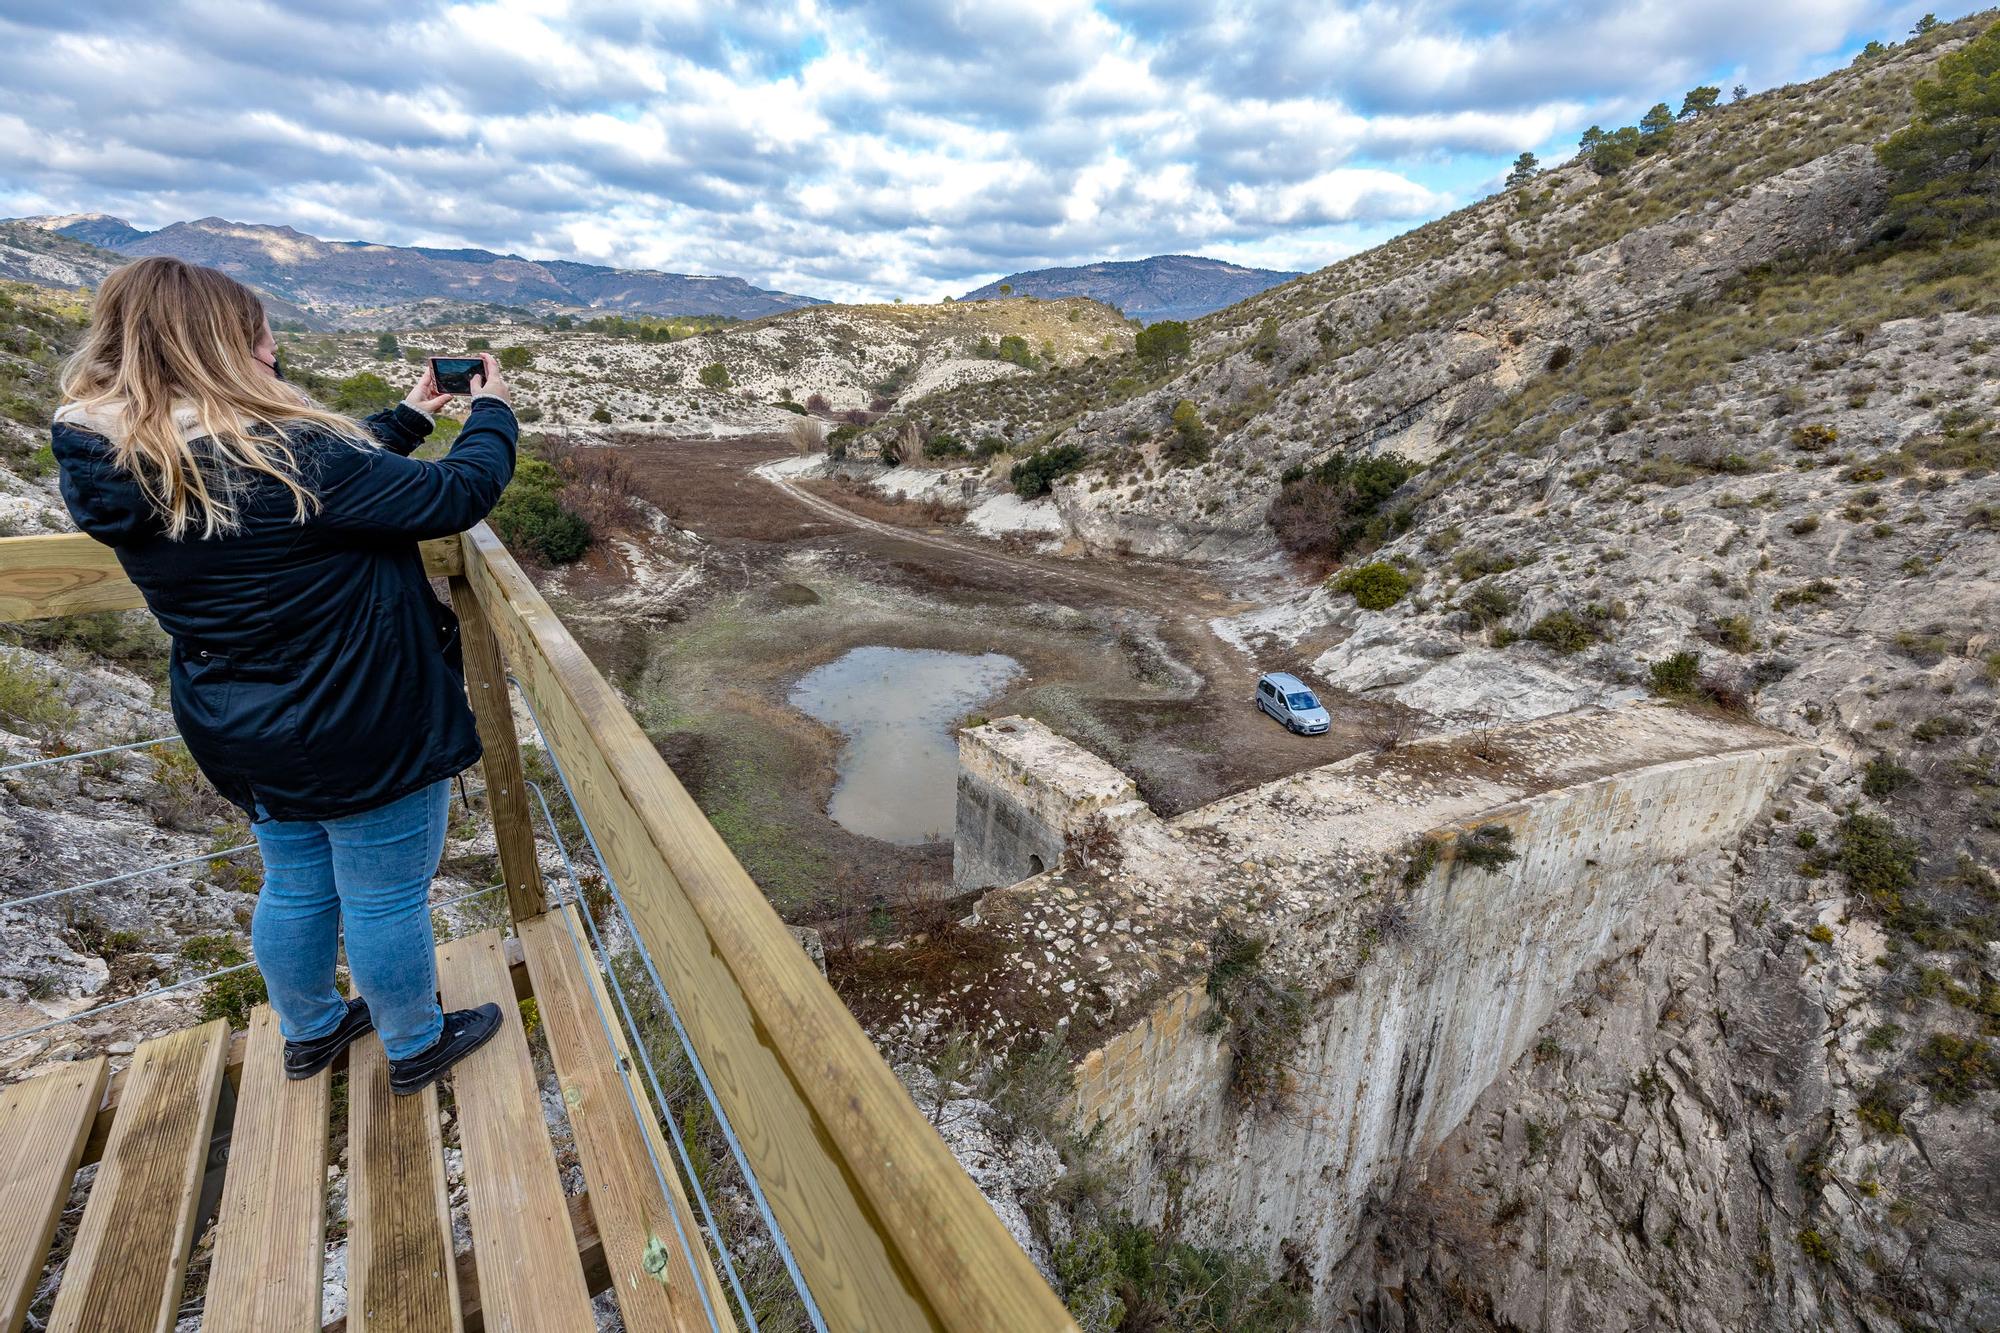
left=0, top=927, right=732, bottom=1333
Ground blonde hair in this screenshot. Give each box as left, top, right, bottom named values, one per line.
left=58, top=256, right=372, bottom=539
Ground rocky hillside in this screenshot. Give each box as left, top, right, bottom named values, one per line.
left=274, top=294, right=1135, bottom=438
left=14, top=214, right=826, bottom=326
left=961, top=254, right=1301, bottom=323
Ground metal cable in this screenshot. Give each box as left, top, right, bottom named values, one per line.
left=525, top=779, right=726, bottom=1333
left=0, top=881, right=506, bottom=1047
left=0, top=733, right=181, bottom=776
left=509, top=676, right=828, bottom=1333
left=0, top=843, right=258, bottom=912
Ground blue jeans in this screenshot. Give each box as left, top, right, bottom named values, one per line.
left=250, top=780, right=451, bottom=1060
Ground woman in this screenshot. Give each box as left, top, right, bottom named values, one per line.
left=51, top=256, right=517, bottom=1095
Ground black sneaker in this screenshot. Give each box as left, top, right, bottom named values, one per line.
left=283, top=996, right=374, bottom=1080
left=388, top=1004, right=503, bottom=1096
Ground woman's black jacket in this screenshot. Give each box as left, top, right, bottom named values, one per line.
left=49, top=398, right=518, bottom=822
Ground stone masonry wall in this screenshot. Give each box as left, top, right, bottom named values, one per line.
left=1068, top=739, right=1807, bottom=1298
left=953, top=718, right=1141, bottom=892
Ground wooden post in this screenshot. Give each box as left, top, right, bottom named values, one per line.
left=450, top=573, right=547, bottom=922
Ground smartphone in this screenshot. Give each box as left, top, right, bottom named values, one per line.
left=429, top=356, right=483, bottom=394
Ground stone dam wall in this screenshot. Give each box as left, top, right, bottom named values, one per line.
left=1071, top=740, right=1806, bottom=1292
left=951, top=707, right=1811, bottom=1299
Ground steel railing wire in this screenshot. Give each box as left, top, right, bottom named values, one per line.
left=509, top=674, right=830, bottom=1333
left=525, top=779, right=732, bottom=1333
left=0, top=732, right=182, bottom=776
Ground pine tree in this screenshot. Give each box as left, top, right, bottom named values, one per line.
left=374, top=332, right=399, bottom=361
left=1878, top=20, right=2000, bottom=242
left=1638, top=103, right=1676, bottom=152
left=1732, top=84, right=1749, bottom=101
left=1678, top=86, right=1721, bottom=120
left=1506, top=151, right=1539, bottom=187
left=1913, top=13, right=1939, bottom=36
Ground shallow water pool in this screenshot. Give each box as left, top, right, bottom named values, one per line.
left=788, top=645, right=1023, bottom=845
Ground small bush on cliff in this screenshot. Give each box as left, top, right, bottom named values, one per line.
left=1649, top=651, right=1703, bottom=697
left=1457, top=824, right=1519, bottom=871
left=1011, top=443, right=1088, bottom=498
left=1526, top=609, right=1603, bottom=655
left=1333, top=561, right=1411, bottom=610
left=697, top=362, right=731, bottom=388
left=0, top=652, right=74, bottom=737
left=1836, top=812, right=1920, bottom=919
left=1267, top=451, right=1416, bottom=560
left=1164, top=399, right=1210, bottom=467
left=1918, top=1033, right=1997, bottom=1104
left=1201, top=924, right=1307, bottom=1113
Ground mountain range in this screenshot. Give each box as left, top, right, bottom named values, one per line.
left=960, top=254, right=1301, bottom=323
left=9, top=214, right=826, bottom=327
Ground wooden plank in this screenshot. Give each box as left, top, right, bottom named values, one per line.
left=448, top=574, right=545, bottom=922
left=326, top=1190, right=610, bottom=1333
left=520, top=909, right=736, bottom=1332
left=0, top=534, right=461, bottom=623
left=435, top=930, right=594, bottom=1333
left=0, top=1057, right=108, bottom=1333
left=46, top=1021, right=229, bottom=1333
left=348, top=1033, right=460, bottom=1333
left=460, top=522, right=1075, bottom=1332
left=82, top=942, right=536, bottom=1169
left=202, top=1006, right=331, bottom=1333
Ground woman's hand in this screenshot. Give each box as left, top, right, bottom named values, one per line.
left=403, top=363, right=453, bottom=416
left=468, top=352, right=512, bottom=407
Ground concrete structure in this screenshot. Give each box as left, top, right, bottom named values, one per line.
left=952, top=718, right=1141, bottom=892
left=951, top=706, right=1814, bottom=1302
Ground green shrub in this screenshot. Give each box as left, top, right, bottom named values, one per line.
left=1165, top=399, right=1209, bottom=467
left=1010, top=443, right=1088, bottom=499
left=1798, top=1229, right=1837, bottom=1265
left=1649, top=651, right=1703, bottom=697
left=1457, top=823, right=1519, bottom=871
left=1917, top=1033, right=1996, bottom=1104
left=0, top=652, right=73, bottom=735
left=497, top=346, right=533, bottom=371
left=1333, top=562, right=1412, bottom=611
left=1201, top=924, right=1307, bottom=1112
left=1527, top=609, right=1601, bottom=655
left=328, top=371, right=400, bottom=415
left=1836, top=812, right=1919, bottom=918
left=697, top=362, right=731, bottom=388
left=489, top=457, right=592, bottom=564
left=1863, top=757, right=1917, bottom=799
left=1458, top=581, right=1515, bottom=628
left=196, top=968, right=268, bottom=1027
left=1266, top=451, right=1416, bottom=560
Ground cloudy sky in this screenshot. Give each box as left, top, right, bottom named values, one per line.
left=0, top=0, right=1936, bottom=302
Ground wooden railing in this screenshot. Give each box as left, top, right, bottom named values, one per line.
left=0, top=526, right=1077, bottom=1333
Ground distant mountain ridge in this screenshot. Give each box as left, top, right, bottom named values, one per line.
left=10, top=214, right=827, bottom=326
left=961, top=254, right=1302, bottom=323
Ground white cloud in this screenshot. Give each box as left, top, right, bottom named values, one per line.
left=0, top=0, right=1917, bottom=301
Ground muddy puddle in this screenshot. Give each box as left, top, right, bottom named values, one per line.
left=788, top=646, right=1022, bottom=845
